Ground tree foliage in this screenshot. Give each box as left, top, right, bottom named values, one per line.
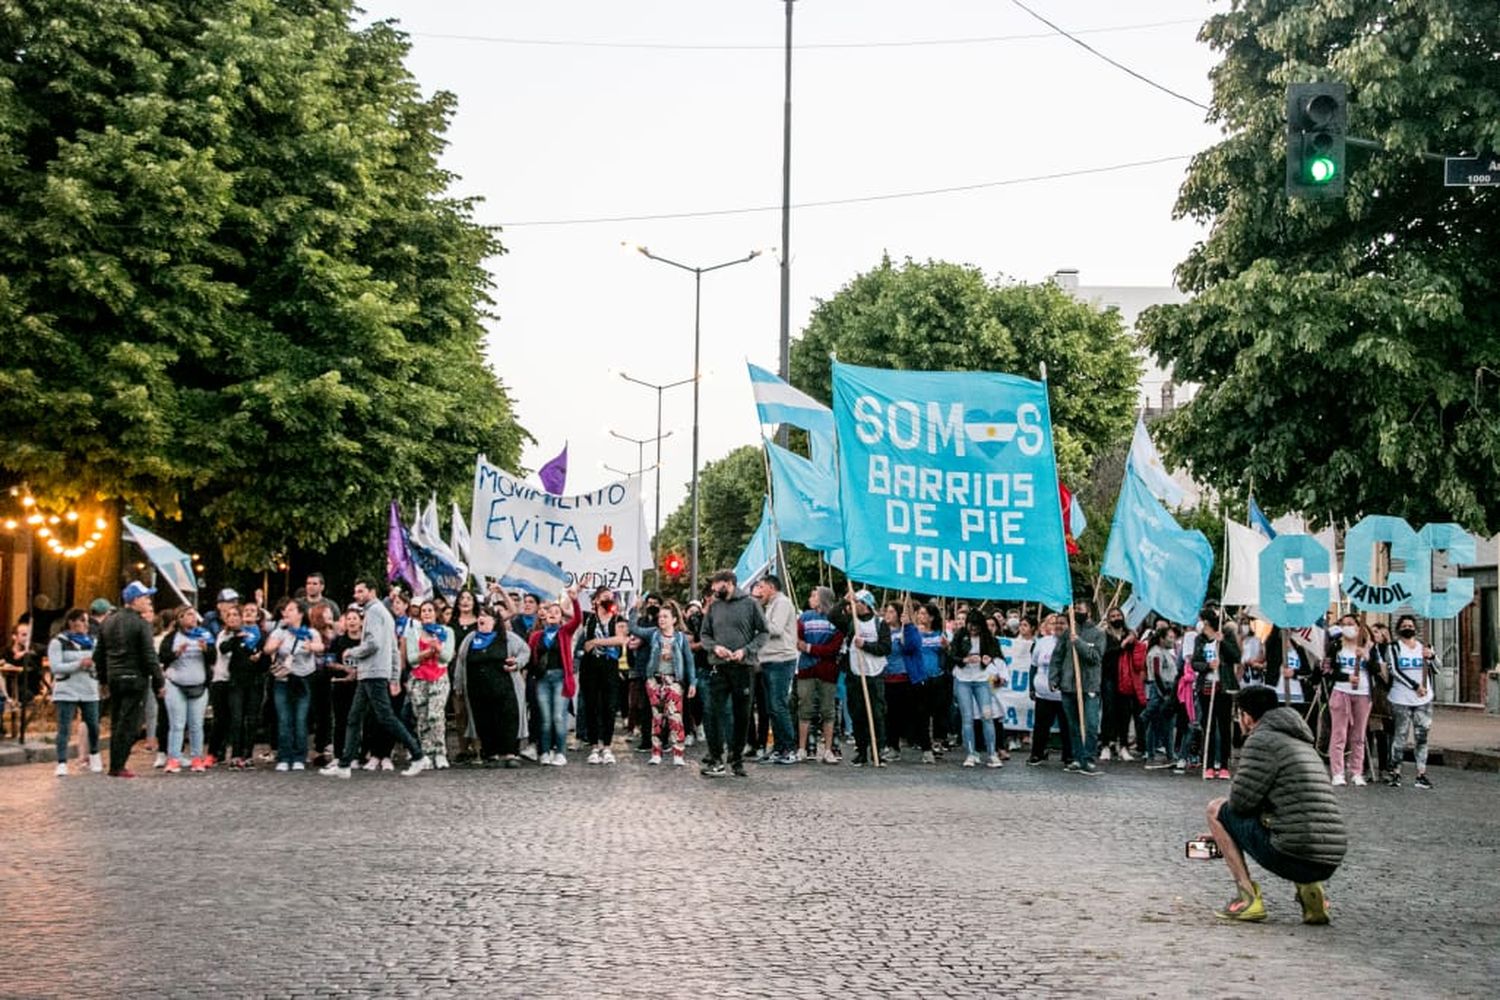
left=1139, top=0, right=1500, bottom=533
left=788, top=256, right=1141, bottom=483
left=0, top=0, right=525, bottom=567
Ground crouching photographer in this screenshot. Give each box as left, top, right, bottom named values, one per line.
left=1199, top=685, right=1347, bottom=923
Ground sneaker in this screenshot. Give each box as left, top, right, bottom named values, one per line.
left=1118, top=747, right=1135, bottom=762
left=503, top=758, right=521, bottom=769
left=153, top=752, right=167, bottom=769
left=320, top=762, right=351, bottom=778
left=190, top=758, right=207, bottom=773
left=851, top=753, right=867, bottom=768
left=291, top=762, right=306, bottom=772
left=587, top=749, right=602, bottom=765
left=755, top=749, right=774, bottom=764
left=164, top=758, right=181, bottom=774
left=551, top=753, right=567, bottom=766
left=820, top=749, right=839, bottom=765
left=700, top=761, right=727, bottom=777
left=1295, top=881, right=1331, bottom=925
left=1099, top=746, right=1113, bottom=762
left=88, top=753, right=103, bottom=773
left=1172, top=760, right=1186, bottom=775
left=1215, top=882, right=1267, bottom=922
left=1414, top=773, right=1433, bottom=790
left=519, top=745, right=539, bottom=762
left=774, top=751, right=797, bottom=765
left=731, top=763, right=748, bottom=777
left=109, top=768, right=137, bottom=779
left=671, top=754, right=685, bottom=767
left=402, top=756, right=431, bottom=776
left=55, top=763, right=68, bottom=777
left=379, top=758, right=395, bottom=772
left=694, top=726, right=705, bottom=742
left=434, top=754, right=449, bottom=770
left=1064, top=761, right=1082, bottom=773
left=540, top=751, right=555, bottom=766
left=1352, top=773, right=1367, bottom=787
left=883, top=747, right=901, bottom=763
left=1331, top=773, right=1347, bottom=786
left=1080, top=764, right=1100, bottom=777
left=274, top=762, right=290, bottom=772
left=1217, top=769, right=1232, bottom=780
left=649, top=752, right=662, bottom=765
left=1145, top=758, right=1174, bottom=770
left=1025, top=756, right=1045, bottom=767
left=986, top=754, right=1004, bottom=769
left=601, top=749, right=616, bottom=765
left=922, top=750, right=936, bottom=765
left=684, top=734, right=695, bottom=748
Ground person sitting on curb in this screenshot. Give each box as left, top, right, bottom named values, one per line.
left=1202, top=685, right=1348, bottom=923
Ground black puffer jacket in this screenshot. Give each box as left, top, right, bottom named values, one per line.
left=1229, top=707, right=1347, bottom=866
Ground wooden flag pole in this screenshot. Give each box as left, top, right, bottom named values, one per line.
left=1066, top=603, right=1087, bottom=750
left=1107, top=579, right=1125, bottom=615
left=847, top=580, right=882, bottom=768
left=1201, top=682, right=1218, bottom=779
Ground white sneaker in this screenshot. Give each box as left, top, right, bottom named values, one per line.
left=552, top=753, right=567, bottom=766
left=795, top=749, right=807, bottom=762
left=320, top=762, right=351, bottom=779
left=348, top=758, right=362, bottom=771
left=587, top=749, right=602, bottom=765
left=540, top=751, right=555, bottom=766
left=55, top=763, right=69, bottom=777
left=1331, top=773, right=1347, bottom=786
left=291, top=762, right=306, bottom=771
left=1118, top=747, right=1135, bottom=762
left=962, top=754, right=979, bottom=768
left=364, top=754, right=380, bottom=770
left=1352, top=774, right=1367, bottom=787
left=88, top=753, right=103, bottom=773
left=379, top=758, right=395, bottom=771
left=1099, top=746, right=1113, bottom=762
left=601, top=749, right=616, bottom=765
left=434, top=754, right=449, bottom=770
left=986, top=754, right=1004, bottom=769
left=402, top=756, right=431, bottom=776
left=820, top=749, right=839, bottom=765
left=648, top=753, right=662, bottom=765
left=671, top=754, right=685, bottom=767
left=520, top=745, right=539, bottom=762
left=684, top=734, right=695, bottom=747
left=153, top=752, right=167, bottom=769
left=275, top=762, right=290, bottom=772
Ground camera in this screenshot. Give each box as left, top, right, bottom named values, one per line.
left=1185, top=837, right=1222, bottom=860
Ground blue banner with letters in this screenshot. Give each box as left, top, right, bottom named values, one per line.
left=831, top=362, right=1072, bottom=607
left=1101, top=461, right=1215, bottom=626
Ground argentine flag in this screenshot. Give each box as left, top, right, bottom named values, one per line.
left=748, top=363, right=835, bottom=466
left=500, top=547, right=570, bottom=599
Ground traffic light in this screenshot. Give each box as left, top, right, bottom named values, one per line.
left=663, top=553, right=685, bottom=580
left=1286, top=83, right=1347, bottom=199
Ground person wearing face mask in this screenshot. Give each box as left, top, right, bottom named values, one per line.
left=1326, top=614, right=1373, bottom=787
left=845, top=589, right=892, bottom=767
left=697, top=570, right=770, bottom=778
left=1048, top=599, right=1106, bottom=775
left=1381, top=615, right=1435, bottom=789
left=949, top=609, right=1001, bottom=768
left=1192, top=608, right=1241, bottom=780
left=527, top=587, right=585, bottom=766
left=1026, top=614, right=1073, bottom=768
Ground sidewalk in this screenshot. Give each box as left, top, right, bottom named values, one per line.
left=1429, top=706, right=1500, bottom=772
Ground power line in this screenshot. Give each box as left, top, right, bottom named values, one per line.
left=497, top=155, right=1192, bottom=227
left=408, top=17, right=1203, bottom=52
left=1006, top=0, right=1210, bottom=111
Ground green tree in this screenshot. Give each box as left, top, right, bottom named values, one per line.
left=1138, top=0, right=1500, bottom=533
left=0, top=0, right=525, bottom=568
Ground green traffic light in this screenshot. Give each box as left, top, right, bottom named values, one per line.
left=1308, top=157, right=1337, bottom=183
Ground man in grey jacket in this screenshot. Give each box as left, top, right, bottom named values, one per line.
left=1204, top=685, right=1347, bottom=923
left=698, top=569, right=769, bottom=777
left=1049, top=597, right=1106, bottom=775
left=322, top=578, right=427, bottom=778
left=752, top=574, right=799, bottom=765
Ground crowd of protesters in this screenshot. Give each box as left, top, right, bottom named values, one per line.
left=5, top=569, right=1439, bottom=791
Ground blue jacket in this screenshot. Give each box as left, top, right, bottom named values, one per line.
left=629, top=625, right=697, bottom=688
left=901, top=624, right=944, bottom=685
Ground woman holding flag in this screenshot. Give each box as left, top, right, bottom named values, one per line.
left=265, top=600, right=324, bottom=772
left=158, top=607, right=218, bottom=773
left=528, top=586, right=583, bottom=766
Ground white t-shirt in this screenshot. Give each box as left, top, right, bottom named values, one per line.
left=848, top=617, right=887, bottom=678
left=1240, top=636, right=1264, bottom=683
left=1387, top=639, right=1433, bottom=707
left=1201, top=639, right=1220, bottom=686
left=1276, top=647, right=1305, bottom=704
left=1333, top=647, right=1369, bottom=697
left=1031, top=635, right=1059, bottom=701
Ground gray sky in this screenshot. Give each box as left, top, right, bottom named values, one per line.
left=360, top=0, right=1227, bottom=527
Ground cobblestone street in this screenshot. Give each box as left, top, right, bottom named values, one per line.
left=1, top=748, right=1496, bottom=999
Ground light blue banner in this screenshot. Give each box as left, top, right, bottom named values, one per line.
left=766, top=440, right=843, bottom=552
left=733, top=497, right=776, bottom=586
left=1101, top=460, right=1214, bottom=625
left=831, top=361, right=1072, bottom=607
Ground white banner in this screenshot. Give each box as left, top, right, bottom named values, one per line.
left=469, top=456, right=645, bottom=593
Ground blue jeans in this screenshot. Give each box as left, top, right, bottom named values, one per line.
left=1142, top=686, right=1175, bottom=759
left=760, top=659, right=796, bottom=754
left=55, top=700, right=100, bottom=763
left=165, top=681, right=207, bottom=763
left=953, top=679, right=996, bottom=756
left=1059, top=690, right=1101, bottom=766
left=273, top=675, right=311, bottom=765
left=537, top=668, right=568, bottom=755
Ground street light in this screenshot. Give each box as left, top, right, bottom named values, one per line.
left=618, top=370, right=694, bottom=567
left=631, top=244, right=766, bottom=598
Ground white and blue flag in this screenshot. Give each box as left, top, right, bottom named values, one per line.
left=749, top=362, right=835, bottom=466
left=122, top=518, right=198, bottom=606
left=499, top=547, right=570, bottom=599
left=1102, top=460, right=1215, bottom=625
left=1129, top=413, right=1187, bottom=508
left=733, top=497, right=777, bottom=587
left=766, top=440, right=843, bottom=553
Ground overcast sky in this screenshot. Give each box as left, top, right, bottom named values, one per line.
left=359, top=0, right=1227, bottom=529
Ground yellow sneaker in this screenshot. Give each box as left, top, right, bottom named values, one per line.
left=1215, top=881, right=1267, bottom=922
left=1296, top=881, right=1331, bottom=925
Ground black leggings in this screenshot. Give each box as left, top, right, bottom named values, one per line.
left=469, top=664, right=520, bottom=758
left=579, top=659, right=617, bottom=747
left=1030, top=697, right=1074, bottom=762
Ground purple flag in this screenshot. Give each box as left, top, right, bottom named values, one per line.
left=539, top=443, right=568, bottom=495
left=386, top=501, right=419, bottom=588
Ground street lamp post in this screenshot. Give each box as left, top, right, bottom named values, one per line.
left=633, top=246, right=764, bottom=599
left=618, top=371, right=693, bottom=569
left=608, top=427, right=673, bottom=575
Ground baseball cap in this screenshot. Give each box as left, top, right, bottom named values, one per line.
left=853, top=589, right=876, bottom=609
left=216, top=588, right=240, bottom=603
left=121, top=581, right=157, bottom=604
left=89, top=598, right=113, bottom=615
